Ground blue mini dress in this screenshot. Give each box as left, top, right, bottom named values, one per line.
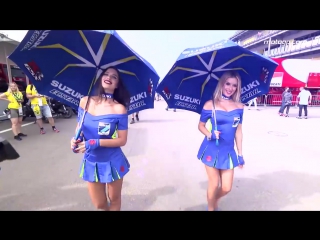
left=197, top=108, right=244, bottom=169
left=77, top=107, right=130, bottom=183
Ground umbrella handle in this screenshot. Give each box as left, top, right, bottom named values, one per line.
left=73, top=128, right=83, bottom=153
left=215, top=127, right=219, bottom=146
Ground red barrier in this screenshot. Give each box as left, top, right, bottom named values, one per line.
left=262, top=94, right=320, bottom=106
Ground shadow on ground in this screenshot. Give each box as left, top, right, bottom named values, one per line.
left=138, top=119, right=181, bottom=123
left=185, top=171, right=320, bottom=211
left=122, top=185, right=176, bottom=211
left=0, top=181, right=176, bottom=211
left=123, top=128, right=148, bottom=157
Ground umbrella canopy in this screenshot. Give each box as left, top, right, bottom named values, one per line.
left=8, top=30, right=159, bottom=114
left=156, top=40, right=278, bottom=114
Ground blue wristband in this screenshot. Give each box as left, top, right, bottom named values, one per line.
left=85, top=139, right=100, bottom=151
left=238, top=155, right=245, bottom=165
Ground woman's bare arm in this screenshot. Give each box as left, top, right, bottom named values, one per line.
left=198, top=100, right=213, bottom=138
left=0, top=93, right=9, bottom=101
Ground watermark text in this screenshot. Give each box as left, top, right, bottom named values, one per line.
left=263, top=39, right=307, bottom=45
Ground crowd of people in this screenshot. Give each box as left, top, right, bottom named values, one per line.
left=0, top=82, right=59, bottom=140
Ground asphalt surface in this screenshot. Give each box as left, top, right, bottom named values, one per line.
left=0, top=101, right=320, bottom=211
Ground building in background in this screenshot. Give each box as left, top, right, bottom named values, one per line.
left=229, top=30, right=320, bottom=59
left=229, top=30, right=320, bottom=106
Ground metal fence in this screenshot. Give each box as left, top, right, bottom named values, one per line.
left=254, top=94, right=320, bottom=107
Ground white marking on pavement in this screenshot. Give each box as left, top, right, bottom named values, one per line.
left=34, top=202, right=78, bottom=211
left=0, top=122, right=35, bottom=134
left=0, top=193, right=20, bottom=200
left=59, top=182, right=87, bottom=190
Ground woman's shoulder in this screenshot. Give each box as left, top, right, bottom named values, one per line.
left=79, top=96, right=89, bottom=109
left=203, top=100, right=213, bottom=110
left=113, top=103, right=127, bottom=115
left=235, top=102, right=244, bottom=109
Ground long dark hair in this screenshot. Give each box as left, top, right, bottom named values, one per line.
left=95, top=66, right=130, bottom=108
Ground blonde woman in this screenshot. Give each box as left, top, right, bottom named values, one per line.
left=0, top=83, right=27, bottom=140
left=197, top=71, right=245, bottom=211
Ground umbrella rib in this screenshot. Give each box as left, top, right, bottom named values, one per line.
left=55, top=64, right=93, bottom=77
left=170, top=67, right=206, bottom=75
left=196, top=51, right=216, bottom=71
left=201, top=74, right=211, bottom=97
left=36, top=44, right=94, bottom=67
left=213, top=67, right=249, bottom=75
left=96, top=34, right=111, bottom=65
left=178, top=72, right=208, bottom=89
left=100, top=56, right=139, bottom=70
left=78, top=30, right=99, bottom=66
left=212, top=54, right=252, bottom=73
left=118, top=69, right=140, bottom=82
left=210, top=73, right=219, bottom=80
left=78, top=30, right=111, bottom=66
left=208, top=51, right=217, bottom=70
left=197, top=55, right=210, bottom=71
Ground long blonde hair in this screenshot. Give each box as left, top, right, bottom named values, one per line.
left=7, top=82, right=21, bottom=95
left=213, top=71, right=242, bottom=103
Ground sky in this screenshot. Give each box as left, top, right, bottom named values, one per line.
left=0, top=30, right=236, bottom=80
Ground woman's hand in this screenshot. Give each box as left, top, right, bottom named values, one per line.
left=75, top=141, right=86, bottom=153
left=74, top=139, right=100, bottom=153
left=70, top=138, right=81, bottom=153
left=238, top=155, right=245, bottom=169
left=207, top=130, right=221, bottom=141
left=213, top=130, right=221, bottom=140
left=206, top=133, right=212, bottom=140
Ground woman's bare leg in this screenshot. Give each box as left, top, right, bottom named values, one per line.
left=214, top=169, right=234, bottom=209
left=87, top=182, right=109, bottom=211
left=205, top=165, right=220, bottom=211
left=10, top=118, right=18, bottom=136
left=107, top=178, right=123, bottom=211
left=17, top=117, right=23, bottom=133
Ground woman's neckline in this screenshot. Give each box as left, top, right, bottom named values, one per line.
left=203, top=108, right=242, bottom=113
left=215, top=108, right=242, bottom=113
left=79, top=106, right=126, bottom=117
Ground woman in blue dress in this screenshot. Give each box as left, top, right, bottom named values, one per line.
left=70, top=66, right=130, bottom=211
left=197, top=71, right=245, bottom=211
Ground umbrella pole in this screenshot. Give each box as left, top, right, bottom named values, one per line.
left=73, top=69, right=100, bottom=153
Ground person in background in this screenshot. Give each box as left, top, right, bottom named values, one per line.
left=166, top=106, right=176, bottom=112
left=296, top=87, right=312, bottom=119
left=278, top=87, right=288, bottom=115
left=26, top=84, right=59, bottom=134
left=155, top=93, right=161, bottom=101
left=130, top=111, right=139, bottom=124
left=247, top=97, right=258, bottom=110
left=0, top=82, right=27, bottom=140
left=279, top=88, right=292, bottom=117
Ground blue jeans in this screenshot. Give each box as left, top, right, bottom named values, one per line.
left=279, top=102, right=285, bottom=113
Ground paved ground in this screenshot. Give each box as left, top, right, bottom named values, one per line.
left=0, top=101, right=320, bottom=211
